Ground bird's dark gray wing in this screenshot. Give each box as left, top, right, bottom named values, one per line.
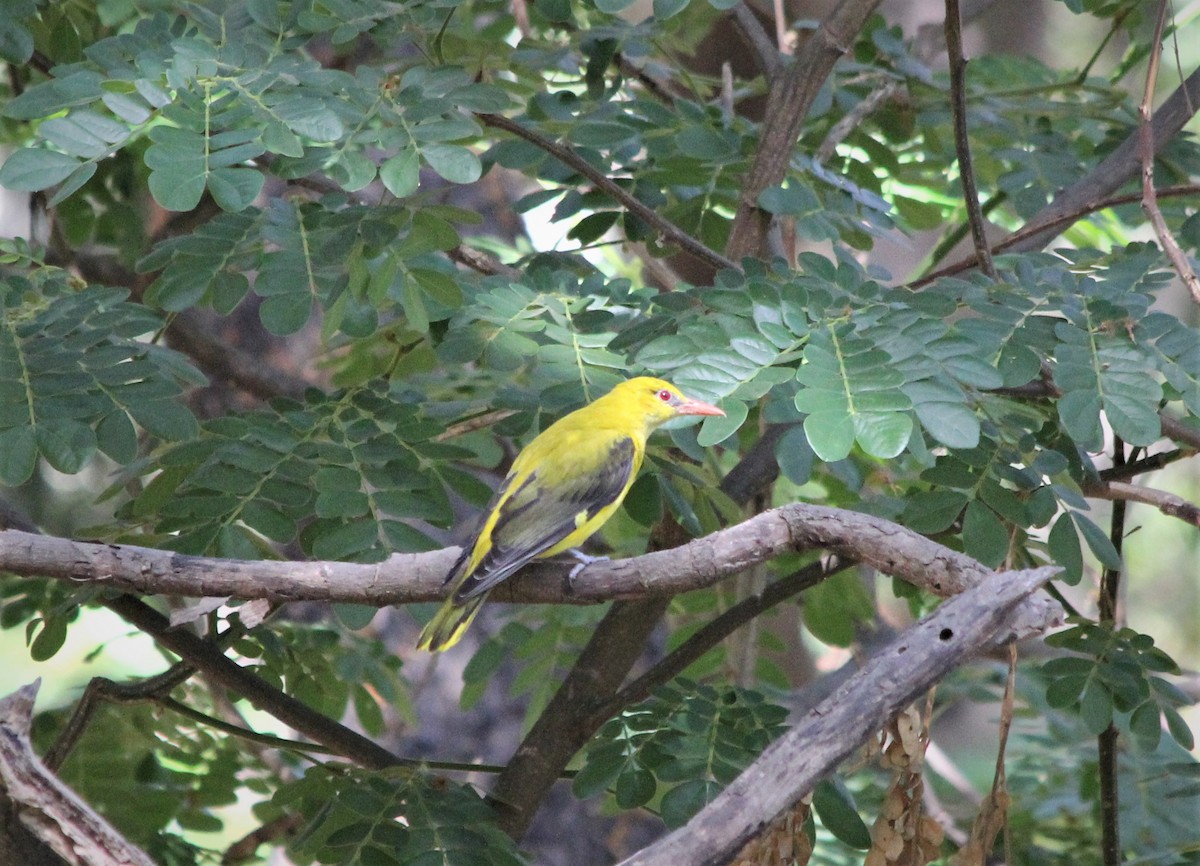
left=453, top=436, right=636, bottom=601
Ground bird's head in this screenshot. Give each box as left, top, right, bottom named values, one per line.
left=610, top=377, right=725, bottom=428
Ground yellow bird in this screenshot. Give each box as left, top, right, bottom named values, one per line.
left=417, top=377, right=725, bottom=652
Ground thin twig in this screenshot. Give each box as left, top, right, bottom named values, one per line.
left=434, top=409, right=518, bottom=442
left=1138, top=1, right=1200, bottom=304
left=914, top=184, right=1200, bottom=286
left=943, top=0, right=996, bottom=280
left=1097, top=439, right=1127, bottom=866
left=44, top=666, right=197, bottom=770
left=597, top=558, right=846, bottom=717
left=1082, top=478, right=1200, bottom=528
left=222, top=814, right=306, bottom=865
left=1098, top=447, right=1191, bottom=481
left=445, top=244, right=522, bottom=279
left=477, top=113, right=738, bottom=274
left=732, top=3, right=780, bottom=79
left=815, top=79, right=901, bottom=165
left=101, top=594, right=403, bottom=770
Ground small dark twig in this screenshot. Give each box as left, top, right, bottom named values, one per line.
left=1082, top=479, right=1200, bottom=529
left=222, top=814, right=306, bottom=865
left=1097, top=439, right=1127, bottom=866
left=1098, top=448, right=1191, bottom=482
left=478, top=113, right=738, bottom=274
left=101, top=595, right=402, bottom=770
left=913, top=184, right=1200, bottom=286
left=732, top=4, right=780, bottom=79
left=44, top=665, right=197, bottom=770
left=1138, top=1, right=1200, bottom=305
left=943, top=0, right=996, bottom=280
left=597, top=558, right=846, bottom=717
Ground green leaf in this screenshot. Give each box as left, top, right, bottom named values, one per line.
left=594, top=0, right=637, bottom=12
left=29, top=615, right=69, bottom=662
left=696, top=399, right=746, bottom=447
left=1072, top=511, right=1122, bottom=570
left=380, top=150, right=419, bottom=198
left=803, top=570, right=874, bottom=647
left=1079, top=679, right=1113, bottom=734
left=660, top=779, right=720, bottom=828
left=962, top=501, right=1008, bottom=568
left=795, top=325, right=913, bottom=460
left=0, top=15, right=33, bottom=63
left=0, top=148, right=83, bottom=191
left=653, top=0, right=689, bottom=18
left=614, top=765, right=656, bottom=809
left=422, top=144, right=481, bottom=184
left=0, top=425, right=38, bottom=485
left=35, top=419, right=97, bottom=474
left=812, top=779, right=871, bottom=849
left=208, top=167, right=265, bottom=212
left=1047, top=512, right=1083, bottom=585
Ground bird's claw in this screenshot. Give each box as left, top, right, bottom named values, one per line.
left=566, top=549, right=609, bottom=585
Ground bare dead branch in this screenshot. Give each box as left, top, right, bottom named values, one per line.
left=617, top=566, right=1059, bottom=866
left=0, top=504, right=1063, bottom=635
left=0, top=682, right=156, bottom=866
left=1082, top=478, right=1200, bottom=528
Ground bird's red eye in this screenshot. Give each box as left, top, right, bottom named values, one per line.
left=657, top=389, right=672, bottom=402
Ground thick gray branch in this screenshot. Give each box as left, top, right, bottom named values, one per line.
left=618, top=565, right=1059, bottom=866
left=0, top=682, right=155, bottom=866
left=0, top=504, right=1061, bottom=637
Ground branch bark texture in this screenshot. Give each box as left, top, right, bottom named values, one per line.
left=617, top=566, right=1059, bottom=866
left=0, top=503, right=1062, bottom=634
left=0, top=682, right=155, bottom=866
left=725, top=0, right=884, bottom=260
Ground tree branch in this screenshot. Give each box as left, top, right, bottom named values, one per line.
left=732, top=4, right=781, bottom=79
left=1097, top=439, right=1127, bottom=866
left=0, top=682, right=156, bottom=866
left=597, top=557, right=846, bottom=717
left=99, top=595, right=402, bottom=770
left=0, top=503, right=1062, bottom=633
left=725, top=0, right=884, bottom=260
left=617, top=565, right=1059, bottom=866
left=477, top=113, right=738, bottom=274
left=1082, top=478, right=1200, bottom=528
left=1138, top=2, right=1200, bottom=304
left=943, top=0, right=997, bottom=280
left=914, top=184, right=1200, bottom=285
left=915, top=66, right=1200, bottom=285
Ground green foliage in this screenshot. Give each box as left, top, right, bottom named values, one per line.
left=0, top=0, right=1198, bottom=862
left=0, top=255, right=201, bottom=485
left=572, top=681, right=790, bottom=828
left=124, top=383, right=466, bottom=559
left=1043, top=620, right=1193, bottom=751
left=460, top=608, right=604, bottom=730
left=1002, top=663, right=1200, bottom=864
left=268, top=766, right=526, bottom=866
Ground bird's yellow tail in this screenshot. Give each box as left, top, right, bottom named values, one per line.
left=416, top=593, right=488, bottom=652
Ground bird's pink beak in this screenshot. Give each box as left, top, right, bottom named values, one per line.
left=676, top=397, right=725, bottom=417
